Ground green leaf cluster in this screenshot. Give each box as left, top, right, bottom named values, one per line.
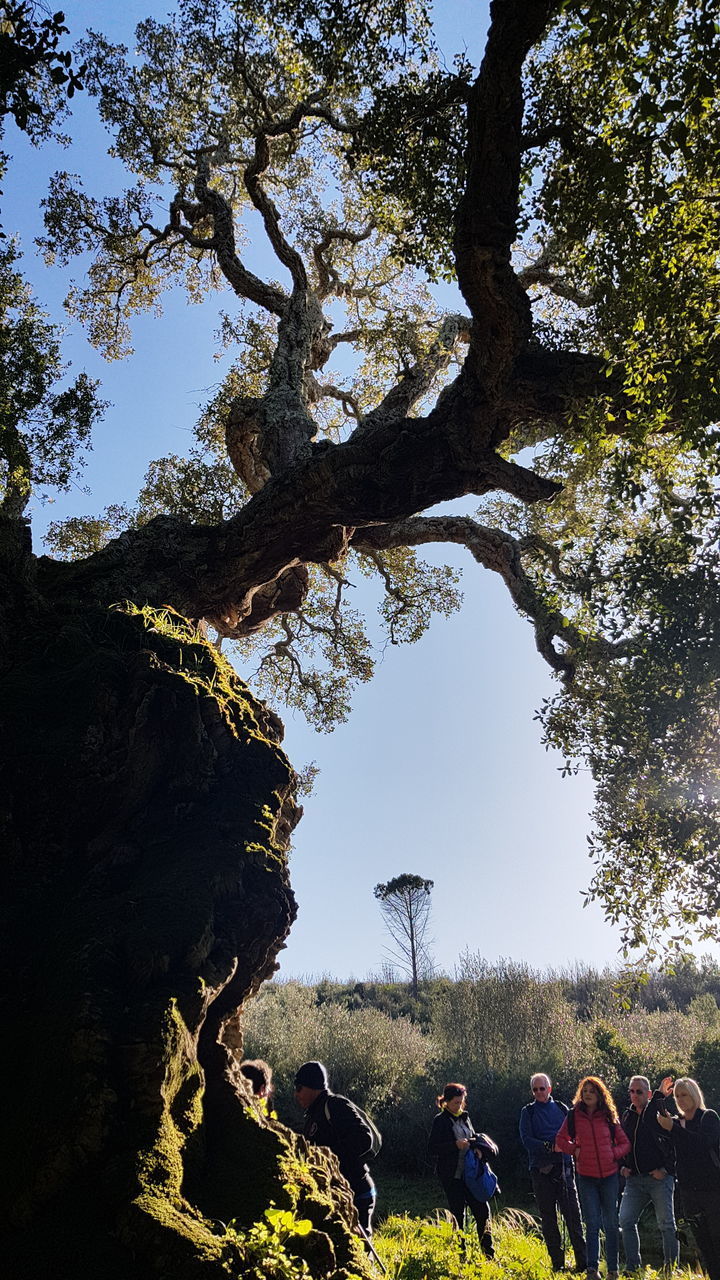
left=524, top=0, right=720, bottom=442
left=0, top=1, right=85, bottom=138
left=0, top=241, right=104, bottom=515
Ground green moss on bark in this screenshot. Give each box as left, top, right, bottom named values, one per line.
left=0, top=602, right=371, bottom=1278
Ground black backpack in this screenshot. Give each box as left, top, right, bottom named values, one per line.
left=324, top=1097, right=382, bottom=1159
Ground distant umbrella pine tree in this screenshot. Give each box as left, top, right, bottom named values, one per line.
left=374, top=874, right=435, bottom=996
left=2, top=0, right=720, bottom=1274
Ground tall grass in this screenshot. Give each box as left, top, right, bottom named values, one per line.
left=374, top=1212, right=703, bottom=1280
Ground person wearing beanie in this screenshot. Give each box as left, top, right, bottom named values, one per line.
left=294, top=1061, right=329, bottom=1091
left=294, top=1061, right=376, bottom=1237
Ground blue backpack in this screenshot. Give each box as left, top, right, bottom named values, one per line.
left=463, top=1147, right=499, bottom=1202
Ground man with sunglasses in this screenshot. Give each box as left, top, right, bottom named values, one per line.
left=619, top=1075, right=679, bottom=1273
left=520, top=1073, right=587, bottom=1272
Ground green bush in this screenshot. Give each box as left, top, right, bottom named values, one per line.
left=241, top=981, right=433, bottom=1119
left=431, top=954, right=593, bottom=1082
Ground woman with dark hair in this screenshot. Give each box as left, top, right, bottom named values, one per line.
left=657, top=1076, right=720, bottom=1279
left=239, top=1058, right=276, bottom=1118
left=427, top=1082, right=497, bottom=1257
left=555, top=1076, right=630, bottom=1280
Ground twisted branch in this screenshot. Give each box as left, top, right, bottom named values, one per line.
left=354, top=514, right=628, bottom=677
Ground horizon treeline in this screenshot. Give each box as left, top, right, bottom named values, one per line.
left=240, top=952, right=720, bottom=1188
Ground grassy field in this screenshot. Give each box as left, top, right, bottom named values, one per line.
left=373, top=1177, right=703, bottom=1278
left=373, top=1210, right=706, bottom=1280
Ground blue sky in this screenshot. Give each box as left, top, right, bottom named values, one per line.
left=5, top=0, right=637, bottom=979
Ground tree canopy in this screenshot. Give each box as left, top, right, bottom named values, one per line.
left=6, top=0, right=720, bottom=960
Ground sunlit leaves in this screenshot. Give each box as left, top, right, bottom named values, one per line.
left=537, top=511, right=720, bottom=957
left=40, top=0, right=451, bottom=372
left=523, top=0, right=720, bottom=450
left=0, top=242, right=104, bottom=514
left=351, top=61, right=472, bottom=281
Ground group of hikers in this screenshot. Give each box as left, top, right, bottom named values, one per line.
left=519, top=1072, right=720, bottom=1280
left=238, top=1058, right=720, bottom=1280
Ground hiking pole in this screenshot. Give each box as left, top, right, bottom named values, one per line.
left=357, top=1222, right=387, bottom=1274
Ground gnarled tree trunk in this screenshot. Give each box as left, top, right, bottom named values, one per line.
left=0, top=544, right=372, bottom=1278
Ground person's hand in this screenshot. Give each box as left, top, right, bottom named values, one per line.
left=456, top=1138, right=470, bottom=1150
left=657, top=1112, right=673, bottom=1131
left=658, top=1076, right=674, bottom=1097
left=620, top=1166, right=632, bottom=1178
left=651, top=1169, right=667, bottom=1180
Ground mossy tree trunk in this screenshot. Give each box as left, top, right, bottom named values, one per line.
left=0, top=538, right=372, bottom=1278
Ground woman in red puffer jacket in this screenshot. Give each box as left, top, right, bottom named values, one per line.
left=556, top=1077, right=630, bottom=1280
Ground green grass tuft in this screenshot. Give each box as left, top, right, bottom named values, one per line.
left=374, top=1212, right=706, bottom=1280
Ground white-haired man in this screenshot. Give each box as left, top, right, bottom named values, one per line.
left=520, top=1072, right=587, bottom=1272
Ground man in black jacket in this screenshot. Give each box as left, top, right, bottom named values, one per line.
left=619, top=1075, right=679, bottom=1271
left=294, top=1060, right=376, bottom=1237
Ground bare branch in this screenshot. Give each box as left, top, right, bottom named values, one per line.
left=327, top=328, right=363, bottom=349
left=518, top=244, right=598, bottom=308
left=360, top=313, right=471, bottom=430
left=354, top=514, right=628, bottom=678
left=313, top=223, right=374, bottom=300
left=243, top=133, right=308, bottom=290
left=264, top=101, right=357, bottom=138
left=306, top=377, right=362, bottom=421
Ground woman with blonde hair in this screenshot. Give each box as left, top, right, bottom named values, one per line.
left=657, top=1076, right=720, bottom=1279
left=555, top=1077, right=630, bottom=1280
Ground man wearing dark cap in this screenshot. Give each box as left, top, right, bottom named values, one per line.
left=294, top=1060, right=377, bottom=1237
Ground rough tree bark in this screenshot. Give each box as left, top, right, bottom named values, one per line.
left=0, top=522, right=373, bottom=1277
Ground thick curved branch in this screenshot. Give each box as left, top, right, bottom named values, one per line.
left=518, top=248, right=598, bottom=308
left=455, top=0, right=556, bottom=394
left=210, top=565, right=310, bottom=639
left=313, top=224, right=373, bottom=300
left=503, top=349, right=617, bottom=428
left=192, top=151, right=288, bottom=316
left=264, top=102, right=357, bottom=138
left=353, top=514, right=627, bottom=677
left=504, top=349, right=693, bottom=438
left=38, top=390, right=560, bottom=630
left=244, top=134, right=308, bottom=290
left=306, top=378, right=362, bottom=421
